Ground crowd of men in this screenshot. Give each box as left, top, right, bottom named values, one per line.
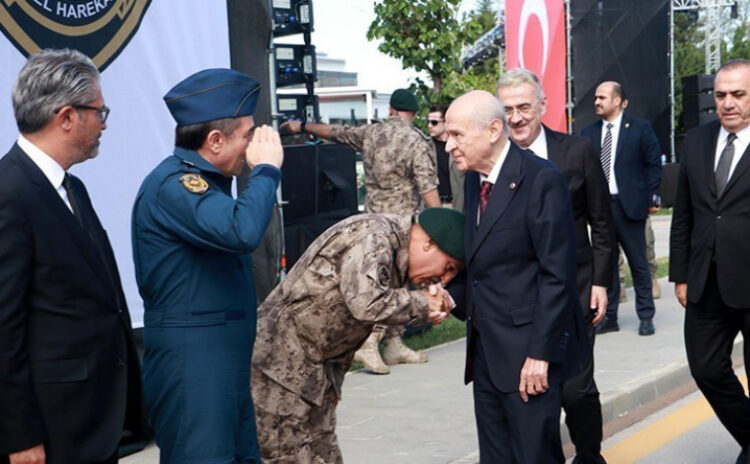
left=0, top=47, right=748, bottom=464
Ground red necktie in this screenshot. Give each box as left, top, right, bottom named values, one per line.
left=479, top=181, right=493, bottom=217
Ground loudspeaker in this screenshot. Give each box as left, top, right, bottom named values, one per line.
left=682, top=92, right=715, bottom=115
left=659, top=162, right=680, bottom=208
left=281, top=143, right=358, bottom=224
left=682, top=111, right=718, bottom=131
left=682, top=74, right=715, bottom=95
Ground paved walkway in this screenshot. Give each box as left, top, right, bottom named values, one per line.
left=125, top=215, right=723, bottom=463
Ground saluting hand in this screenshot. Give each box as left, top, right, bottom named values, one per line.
left=9, top=444, right=45, bottom=464
left=245, top=125, right=284, bottom=169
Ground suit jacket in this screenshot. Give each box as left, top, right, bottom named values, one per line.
left=670, top=121, right=750, bottom=308
left=544, top=126, right=614, bottom=292
left=0, top=144, right=148, bottom=462
left=450, top=142, right=587, bottom=392
left=581, top=113, right=662, bottom=221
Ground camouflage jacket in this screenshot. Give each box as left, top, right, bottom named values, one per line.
left=252, top=214, right=430, bottom=406
left=329, top=116, right=437, bottom=215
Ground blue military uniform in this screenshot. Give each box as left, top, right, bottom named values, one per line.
left=132, top=69, right=280, bottom=463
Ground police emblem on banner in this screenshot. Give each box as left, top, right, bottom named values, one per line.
left=0, top=0, right=152, bottom=71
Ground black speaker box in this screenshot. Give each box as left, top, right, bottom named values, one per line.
left=682, top=74, right=715, bottom=95
left=280, top=143, right=358, bottom=224
left=682, top=92, right=715, bottom=115
left=682, top=111, right=718, bottom=131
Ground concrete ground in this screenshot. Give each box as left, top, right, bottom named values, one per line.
left=125, top=215, right=716, bottom=464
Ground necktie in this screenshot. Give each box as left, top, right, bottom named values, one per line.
left=62, top=173, right=83, bottom=227
left=479, top=180, right=493, bottom=217
left=600, top=123, right=614, bottom=184
left=715, top=133, right=737, bottom=196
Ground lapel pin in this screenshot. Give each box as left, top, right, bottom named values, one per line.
left=625, top=122, right=630, bottom=128
left=509, top=182, right=517, bottom=190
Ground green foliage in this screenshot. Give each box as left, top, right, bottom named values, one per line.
left=368, top=0, right=499, bottom=107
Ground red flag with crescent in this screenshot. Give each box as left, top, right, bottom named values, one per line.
left=505, top=0, right=567, bottom=132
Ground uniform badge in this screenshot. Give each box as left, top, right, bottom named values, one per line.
left=377, top=266, right=391, bottom=287
left=179, top=174, right=209, bottom=194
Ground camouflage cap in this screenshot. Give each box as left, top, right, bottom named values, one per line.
left=389, top=88, right=419, bottom=112
left=418, top=208, right=465, bottom=261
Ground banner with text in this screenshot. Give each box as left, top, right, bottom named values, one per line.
left=505, top=0, right=567, bottom=132
left=0, top=0, right=231, bottom=326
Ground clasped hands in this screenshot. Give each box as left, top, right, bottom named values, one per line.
left=423, top=283, right=452, bottom=326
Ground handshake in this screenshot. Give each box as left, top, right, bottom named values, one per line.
left=423, top=284, right=453, bottom=326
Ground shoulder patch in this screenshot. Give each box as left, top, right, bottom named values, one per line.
left=179, top=173, right=209, bottom=194
left=377, top=265, right=391, bottom=287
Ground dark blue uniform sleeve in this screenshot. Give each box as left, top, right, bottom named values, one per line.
left=153, top=164, right=281, bottom=254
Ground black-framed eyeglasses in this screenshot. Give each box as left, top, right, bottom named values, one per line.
left=73, top=104, right=110, bottom=123
left=428, top=119, right=443, bottom=126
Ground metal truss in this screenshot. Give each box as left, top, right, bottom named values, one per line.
left=673, top=0, right=736, bottom=74
left=461, top=23, right=505, bottom=70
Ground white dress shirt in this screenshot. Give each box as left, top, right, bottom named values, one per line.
left=17, top=135, right=74, bottom=213
left=714, top=124, right=750, bottom=181
left=527, top=126, right=549, bottom=160
left=600, top=111, right=624, bottom=195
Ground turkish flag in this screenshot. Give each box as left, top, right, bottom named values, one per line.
left=505, top=0, right=567, bottom=133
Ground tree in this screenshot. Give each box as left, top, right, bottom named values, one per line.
left=367, top=0, right=464, bottom=95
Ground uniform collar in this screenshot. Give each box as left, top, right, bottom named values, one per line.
left=173, top=146, right=226, bottom=177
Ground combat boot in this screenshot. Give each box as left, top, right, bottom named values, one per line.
left=382, top=336, right=428, bottom=365
left=354, top=332, right=390, bottom=374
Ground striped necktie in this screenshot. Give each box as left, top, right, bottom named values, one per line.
left=601, top=123, right=614, bottom=184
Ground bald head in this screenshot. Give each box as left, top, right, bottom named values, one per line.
left=594, top=81, right=624, bottom=121
left=444, top=90, right=508, bottom=176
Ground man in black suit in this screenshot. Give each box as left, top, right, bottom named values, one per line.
left=0, top=49, right=148, bottom=464
left=498, top=68, right=613, bottom=464
left=445, top=90, right=586, bottom=463
left=670, top=59, right=750, bottom=464
left=581, top=82, right=662, bottom=336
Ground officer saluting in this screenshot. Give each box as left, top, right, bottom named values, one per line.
left=132, top=69, right=283, bottom=463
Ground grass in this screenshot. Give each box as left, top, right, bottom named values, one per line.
left=653, top=207, right=673, bottom=216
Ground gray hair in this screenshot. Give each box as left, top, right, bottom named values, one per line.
left=718, top=58, right=750, bottom=74
left=13, top=48, right=100, bottom=134
left=497, top=68, right=545, bottom=102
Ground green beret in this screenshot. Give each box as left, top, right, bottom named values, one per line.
left=418, top=208, right=466, bottom=261
left=389, top=88, right=419, bottom=112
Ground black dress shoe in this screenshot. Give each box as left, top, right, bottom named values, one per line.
left=638, top=319, right=655, bottom=336
left=596, top=317, right=620, bottom=335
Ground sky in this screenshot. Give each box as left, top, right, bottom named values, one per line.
left=278, top=0, right=484, bottom=93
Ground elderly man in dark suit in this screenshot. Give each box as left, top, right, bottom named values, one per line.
left=670, top=59, right=750, bottom=464
left=581, top=81, right=662, bottom=336
left=445, top=90, right=587, bottom=463
left=0, top=49, right=148, bottom=464
left=498, top=68, right=614, bottom=464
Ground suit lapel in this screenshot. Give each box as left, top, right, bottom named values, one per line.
left=703, top=123, right=721, bottom=198
left=614, top=113, right=629, bottom=167
left=722, top=141, right=750, bottom=198
left=10, top=146, right=113, bottom=294
left=591, top=121, right=603, bottom=155
left=470, top=145, right=524, bottom=262
left=545, top=126, right=566, bottom=168
left=465, top=170, right=479, bottom=251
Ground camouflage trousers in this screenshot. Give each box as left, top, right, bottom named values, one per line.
left=252, top=373, right=342, bottom=464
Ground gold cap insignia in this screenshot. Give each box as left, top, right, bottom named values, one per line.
left=179, top=174, right=209, bottom=194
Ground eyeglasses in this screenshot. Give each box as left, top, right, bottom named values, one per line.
left=504, top=105, right=534, bottom=118
left=428, top=119, right=443, bottom=126
left=73, top=104, right=110, bottom=123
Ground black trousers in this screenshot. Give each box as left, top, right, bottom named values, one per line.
left=686, top=265, right=750, bottom=449
left=562, top=260, right=606, bottom=464
left=607, top=197, right=654, bottom=321
left=473, top=334, right=564, bottom=463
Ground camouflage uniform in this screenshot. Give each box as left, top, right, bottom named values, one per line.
left=329, top=115, right=438, bottom=215
left=251, top=214, right=430, bottom=463
left=330, top=115, right=438, bottom=340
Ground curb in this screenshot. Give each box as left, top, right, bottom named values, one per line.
left=451, top=337, right=743, bottom=463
